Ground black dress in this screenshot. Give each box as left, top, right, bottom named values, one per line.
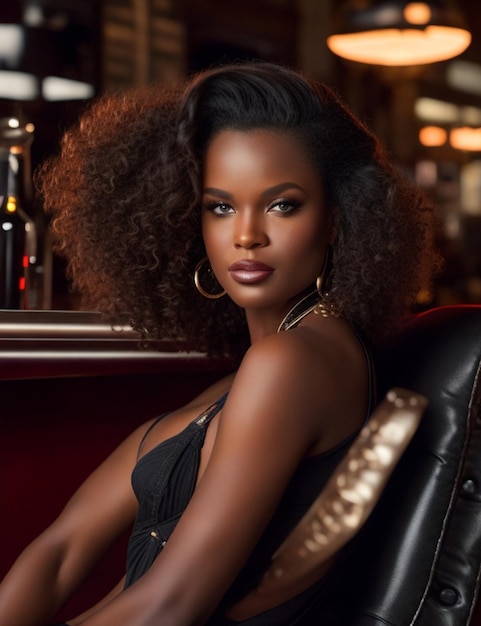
left=123, top=332, right=375, bottom=624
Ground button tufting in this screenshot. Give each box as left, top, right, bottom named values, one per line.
left=439, top=588, right=458, bottom=606
left=462, top=479, right=476, bottom=495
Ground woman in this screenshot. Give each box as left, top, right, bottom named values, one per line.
left=0, top=62, right=439, bottom=625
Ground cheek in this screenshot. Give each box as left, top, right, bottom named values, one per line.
left=278, top=217, right=327, bottom=259
left=201, top=218, right=230, bottom=262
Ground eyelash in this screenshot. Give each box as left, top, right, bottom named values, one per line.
left=203, top=199, right=301, bottom=216
left=204, top=201, right=234, bottom=216
left=269, top=199, right=301, bottom=214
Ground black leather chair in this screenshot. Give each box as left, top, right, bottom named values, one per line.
left=2, top=305, right=481, bottom=624
left=312, top=304, right=481, bottom=625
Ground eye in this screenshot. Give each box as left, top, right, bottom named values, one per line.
left=204, top=201, right=235, bottom=216
left=268, top=199, right=301, bottom=215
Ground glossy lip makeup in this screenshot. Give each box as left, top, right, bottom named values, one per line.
left=228, top=260, right=274, bottom=284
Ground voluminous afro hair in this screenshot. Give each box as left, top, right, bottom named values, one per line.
left=36, top=62, right=441, bottom=359
left=36, top=84, right=248, bottom=358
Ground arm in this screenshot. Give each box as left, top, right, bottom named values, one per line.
left=75, top=327, right=367, bottom=626
left=0, top=421, right=148, bottom=626
left=69, top=577, right=126, bottom=625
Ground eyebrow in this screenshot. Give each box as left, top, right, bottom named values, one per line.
left=203, top=182, right=305, bottom=200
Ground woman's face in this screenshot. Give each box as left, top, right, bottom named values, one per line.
left=201, top=129, right=336, bottom=314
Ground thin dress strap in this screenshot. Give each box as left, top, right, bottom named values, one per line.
left=137, top=412, right=169, bottom=460
left=136, top=392, right=229, bottom=460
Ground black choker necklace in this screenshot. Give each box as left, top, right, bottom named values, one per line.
left=277, top=290, right=321, bottom=333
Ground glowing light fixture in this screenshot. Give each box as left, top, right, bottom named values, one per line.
left=42, top=77, right=95, bottom=102
left=450, top=127, right=481, bottom=152
left=419, top=126, right=447, bottom=147
left=0, top=70, right=37, bottom=100
left=327, top=1, right=471, bottom=66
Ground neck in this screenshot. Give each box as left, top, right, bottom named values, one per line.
left=246, top=288, right=319, bottom=343
left=246, top=308, right=283, bottom=344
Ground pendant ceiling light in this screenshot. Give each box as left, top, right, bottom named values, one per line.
left=327, top=1, right=472, bottom=66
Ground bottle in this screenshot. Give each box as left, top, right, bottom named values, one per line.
left=0, top=146, right=33, bottom=309
left=0, top=118, right=38, bottom=309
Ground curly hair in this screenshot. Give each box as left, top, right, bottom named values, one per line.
left=36, top=62, right=440, bottom=359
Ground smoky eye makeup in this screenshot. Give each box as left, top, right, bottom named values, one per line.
left=202, top=199, right=234, bottom=215
left=268, top=197, right=303, bottom=214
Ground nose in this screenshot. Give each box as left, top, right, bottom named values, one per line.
left=234, top=210, right=268, bottom=249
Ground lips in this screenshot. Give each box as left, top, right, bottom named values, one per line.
left=228, top=260, right=274, bottom=284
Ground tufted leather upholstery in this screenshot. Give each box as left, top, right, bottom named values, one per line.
left=314, top=305, right=481, bottom=625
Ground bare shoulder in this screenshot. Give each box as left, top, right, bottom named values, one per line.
left=230, top=315, right=369, bottom=453
left=238, top=315, right=365, bottom=396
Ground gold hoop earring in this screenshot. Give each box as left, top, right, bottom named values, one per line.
left=316, top=248, right=330, bottom=296
left=194, top=257, right=226, bottom=299
left=315, top=246, right=339, bottom=318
